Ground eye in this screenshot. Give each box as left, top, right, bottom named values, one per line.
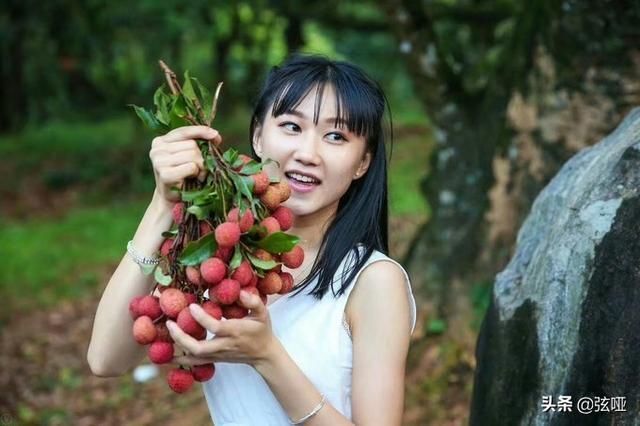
left=279, top=121, right=300, bottom=133
left=326, top=132, right=347, bottom=143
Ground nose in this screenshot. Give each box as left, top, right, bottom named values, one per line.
left=292, top=131, right=322, bottom=166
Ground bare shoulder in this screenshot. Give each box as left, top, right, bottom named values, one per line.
left=345, top=259, right=412, bottom=336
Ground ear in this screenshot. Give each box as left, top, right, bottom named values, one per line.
left=353, top=150, right=372, bottom=180
left=252, top=123, right=263, bottom=159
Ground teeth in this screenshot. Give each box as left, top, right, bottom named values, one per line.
left=287, top=172, right=319, bottom=184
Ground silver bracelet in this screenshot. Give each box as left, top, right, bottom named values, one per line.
left=126, top=240, right=160, bottom=266
left=289, top=393, right=326, bottom=425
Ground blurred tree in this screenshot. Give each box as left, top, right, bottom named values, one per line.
left=383, top=0, right=640, bottom=334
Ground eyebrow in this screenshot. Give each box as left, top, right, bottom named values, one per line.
left=283, top=110, right=346, bottom=126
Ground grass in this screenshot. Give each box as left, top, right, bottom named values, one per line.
left=388, top=131, right=432, bottom=217
left=0, top=198, right=148, bottom=321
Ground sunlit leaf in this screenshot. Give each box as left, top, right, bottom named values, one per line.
left=179, top=233, right=217, bottom=266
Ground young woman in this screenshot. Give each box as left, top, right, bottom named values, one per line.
left=88, top=54, right=417, bottom=425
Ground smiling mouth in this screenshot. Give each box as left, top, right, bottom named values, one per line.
left=284, top=172, right=321, bottom=185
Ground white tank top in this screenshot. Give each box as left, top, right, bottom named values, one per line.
left=202, top=244, right=418, bottom=425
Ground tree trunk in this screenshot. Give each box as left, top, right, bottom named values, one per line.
left=1, top=1, right=27, bottom=131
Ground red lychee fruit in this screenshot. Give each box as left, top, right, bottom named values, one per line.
left=260, top=186, right=281, bottom=210
left=271, top=206, right=294, bottom=231
left=184, top=292, right=197, bottom=305
left=233, top=154, right=253, bottom=171
left=201, top=300, right=223, bottom=320
left=257, top=271, right=283, bottom=295
left=252, top=171, right=270, bottom=195
left=172, top=202, right=185, bottom=224
left=129, top=295, right=144, bottom=319
left=239, top=210, right=255, bottom=233
left=228, top=207, right=255, bottom=233
left=243, top=286, right=267, bottom=305
left=253, top=248, right=273, bottom=262
left=259, top=217, right=281, bottom=236
left=215, top=222, right=241, bottom=248
left=231, top=260, right=254, bottom=287
left=273, top=180, right=291, bottom=202
left=167, top=368, right=194, bottom=393
left=191, top=363, right=216, bottom=382
left=227, top=207, right=240, bottom=222
left=133, top=316, right=157, bottom=344
left=148, top=341, right=174, bottom=364
left=243, top=286, right=260, bottom=298
left=186, top=266, right=203, bottom=286
left=214, top=246, right=233, bottom=263
left=249, top=273, right=258, bottom=287
left=222, top=304, right=249, bottom=319
left=279, top=272, right=294, bottom=294
left=281, top=245, right=304, bottom=268
left=200, top=257, right=227, bottom=285
left=213, top=279, right=241, bottom=305
left=199, top=221, right=214, bottom=236
left=159, top=288, right=188, bottom=319
left=177, top=307, right=205, bottom=338
left=155, top=322, right=173, bottom=343
left=160, top=238, right=174, bottom=256
left=138, top=295, right=163, bottom=320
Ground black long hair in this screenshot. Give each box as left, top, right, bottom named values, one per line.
left=249, top=53, right=394, bottom=300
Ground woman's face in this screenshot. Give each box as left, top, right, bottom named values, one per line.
left=252, top=84, right=372, bottom=219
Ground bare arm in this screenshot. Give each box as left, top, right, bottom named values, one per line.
left=86, top=125, right=220, bottom=377
left=254, top=260, right=414, bottom=425
left=86, top=191, right=173, bottom=376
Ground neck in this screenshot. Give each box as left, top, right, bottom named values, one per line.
left=289, top=201, right=338, bottom=256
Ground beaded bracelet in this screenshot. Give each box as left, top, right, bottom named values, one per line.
left=289, top=393, right=326, bottom=425
left=126, top=240, right=160, bottom=266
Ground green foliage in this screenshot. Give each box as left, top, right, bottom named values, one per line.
left=0, top=200, right=148, bottom=319
left=179, top=233, right=218, bottom=266
left=256, top=232, right=300, bottom=254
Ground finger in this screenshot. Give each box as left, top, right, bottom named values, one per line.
left=155, top=150, right=204, bottom=168
left=158, top=162, right=200, bottom=183
left=164, top=126, right=221, bottom=144
left=189, top=303, right=222, bottom=332
left=171, top=355, right=217, bottom=366
left=166, top=320, right=231, bottom=357
left=162, top=139, right=199, bottom=153
left=238, top=290, right=267, bottom=319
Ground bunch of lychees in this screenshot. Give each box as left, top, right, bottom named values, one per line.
left=128, top=61, right=304, bottom=393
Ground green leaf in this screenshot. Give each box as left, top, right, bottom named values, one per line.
left=153, top=85, right=172, bottom=125
left=187, top=204, right=213, bottom=220
left=239, top=161, right=262, bottom=175
left=169, top=96, right=189, bottom=129
left=140, top=263, right=157, bottom=276
left=129, top=105, right=168, bottom=133
left=181, top=187, right=213, bottom=203
left=222, top=148, right=239, bottom=164
left=230, top=173, right=253, bottom=201
left=178, top=233, right=218, bottom=266
left=230, top=246, right=243, bottom=270
left=192, top=77, right=213, bottom=123
left=247, top=252, right=278, bottom=270
left=154, top=267, right=173, bottom=285
left=257, top=232, right=300, bottom=253
left=182, top=70, right=197, bottom=101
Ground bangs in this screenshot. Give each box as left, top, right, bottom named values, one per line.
left=268, top=67, right=381, bottom=139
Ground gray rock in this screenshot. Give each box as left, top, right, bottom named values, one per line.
left=471, top=108, right=640, bottom=425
